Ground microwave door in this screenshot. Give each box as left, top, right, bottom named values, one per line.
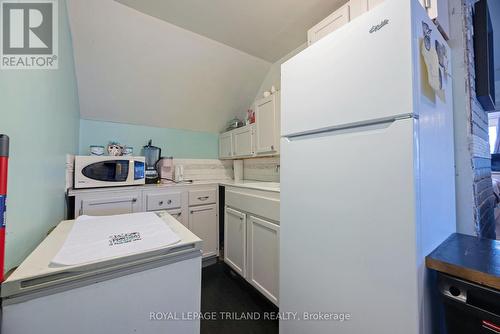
left=82, top=160, right=130, bottom=182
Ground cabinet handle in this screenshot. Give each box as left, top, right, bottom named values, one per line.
left=173, top=212, right=181, bottom=217
left=197, top=196, right=209, bottom=201
left=89, top=198, right=137, bottom=206
left=191, top=208, right=213, bottom=214
left=159, top=199, right=172, bottom=206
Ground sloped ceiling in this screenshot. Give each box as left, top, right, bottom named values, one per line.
left=66, top=0, right=271, bottom=133
left=114, top=0, right=347, bottom=62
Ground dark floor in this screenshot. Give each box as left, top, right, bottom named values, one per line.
left=201, top=261, right=279, bottom=334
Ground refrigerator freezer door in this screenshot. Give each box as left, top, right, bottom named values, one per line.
left=281, top=0, right=414, bottom=137
left=280, top=118, right=419, bottom=334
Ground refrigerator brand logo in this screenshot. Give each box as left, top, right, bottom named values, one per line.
left=369, top=19, right=389, bottom=34
left=0, top=0, right=58, bottom=69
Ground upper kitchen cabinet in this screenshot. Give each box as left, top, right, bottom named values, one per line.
left=307, top=3, right=350, bottom=46
left=349, top=0, right=368, bottom=19
left=308, top=0, right=389, bottom=45
left=309, top=0, right=449, bottom=46
left=233, top=124, right=255, bottom=158
left=218, top=93, right=280, bottom=160
left=219, top=131, right=234, bottom=159
left=255, top=93, right=280, bottom=156
left=219, top=124, right=255, bottom=159
left=350, top=0, right=384, bottom=19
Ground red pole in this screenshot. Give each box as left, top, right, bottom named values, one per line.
left=0, top=135, right=9, bottom=282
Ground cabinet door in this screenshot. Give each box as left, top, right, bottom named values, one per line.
left=349, top=0, right=368, bottom=20
left=167, top=208, right=186, bottom=228
left=255, top=94, right=279, bottom=155
left=368, top=0, right=384, bottom=10
left=307, top=3, right=350, bottom=45
left=189, top=204, right=218, bottom=258
left=247, top=216, right=279, bottom=305
left=79, top=192, right=141, bottom=216
left=233, top=125, right=254, bottom=158
left=224, top=207, right=246, bottom=276
left=219, top=132, right=233, bottom=159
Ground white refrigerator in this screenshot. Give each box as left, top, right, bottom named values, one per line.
left=280, top=0, right=456, bottom=333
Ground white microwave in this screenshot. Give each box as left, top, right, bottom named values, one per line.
left=74, top=156, right=145, bottom=189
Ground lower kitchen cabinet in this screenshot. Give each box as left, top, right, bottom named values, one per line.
left=77, top=191, right=142, bottom=216
left=189, top=204, right=218, bottom=258
left=224, top=186, right=280, bottom=306
left=72, top=185, right=219, bottom=260
left=167, top=208, right=186, bottom=227
left=224, top=207, right=246, bottom=277
left=247, top=216, right=280, bottom=305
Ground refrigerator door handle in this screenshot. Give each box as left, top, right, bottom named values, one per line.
left=283, top=113, right=415, bottom=140
left=283, top=114, right=418, bottom=142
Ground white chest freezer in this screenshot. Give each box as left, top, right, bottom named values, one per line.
left=1, top=211, right=203, bottom=334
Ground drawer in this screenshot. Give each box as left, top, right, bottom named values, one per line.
left=146, top=192, right=182, bottom=211
left=226, top=189, right=279, bottom=222
left=189, top=189, right=216, bottom=206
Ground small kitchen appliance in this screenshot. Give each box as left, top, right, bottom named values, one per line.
left=143, top=140, right=161, bottom=184
left=74, top=156, right=145, bottom=189
left=157, top=157, right=174, bottom=182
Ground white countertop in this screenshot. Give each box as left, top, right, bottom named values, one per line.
left=220, top=180, right=280, bottom=193
left=68, top=179, right=280, bottom=195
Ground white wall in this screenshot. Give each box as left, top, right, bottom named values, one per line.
left=67, top=0, right=271, bottom=133
left=254, top=44, right=307, bottom=101
left=449, top=0, right=476, bottom=235
left=1, top=0, right=80, bottom=272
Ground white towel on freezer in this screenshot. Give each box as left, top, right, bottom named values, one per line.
left=51, top=212, right=181, bottom=266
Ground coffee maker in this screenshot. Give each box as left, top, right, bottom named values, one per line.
left=143, top=140, right=161, bottom=184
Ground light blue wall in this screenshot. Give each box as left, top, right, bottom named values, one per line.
left=0, top=0, right=80, bottom=272
left=79, top=119, right=219, bottom=159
